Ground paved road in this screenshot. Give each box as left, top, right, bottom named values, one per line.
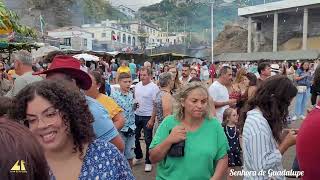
left=132, top=99, right=305, bottom=180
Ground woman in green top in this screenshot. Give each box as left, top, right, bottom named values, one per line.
left=150, top=82, right=229, bottom=180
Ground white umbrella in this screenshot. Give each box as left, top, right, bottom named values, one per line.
left=107, top=51, right=120, bottom=57
left=73, top=53, right=100, bottom=62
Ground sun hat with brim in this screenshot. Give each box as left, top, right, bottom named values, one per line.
left=271, top=64, right=281, bottom=73
left=33, top=55, right=92, bottom=90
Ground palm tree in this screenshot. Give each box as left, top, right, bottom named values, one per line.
left=0, top=1, right=36, bottom=38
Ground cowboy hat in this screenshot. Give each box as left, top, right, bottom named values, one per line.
left=33, top=55, right=92, bottom=90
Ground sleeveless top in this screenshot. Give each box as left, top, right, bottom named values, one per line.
left=154, top=90, right=166, bottom=124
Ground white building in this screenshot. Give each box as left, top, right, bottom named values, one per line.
left=82, top=20, right=138, bottom=51
left=238, top=0, right=320, bottom=53
left=47, top=26, right=93, bottom=51
left=117, top=5, right=136, bottom=19
left=122, top=21, right=160, bottom=46
left=157, top=32, right=186, bottom=45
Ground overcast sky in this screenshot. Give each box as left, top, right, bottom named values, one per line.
left=110, top=0, right=162, bottom=10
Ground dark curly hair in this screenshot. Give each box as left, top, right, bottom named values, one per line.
left=9, top=80, right=95, bottom=158
left=239, top=75, right=297, bottom=142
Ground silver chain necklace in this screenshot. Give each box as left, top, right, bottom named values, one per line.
left=225, top=125, right=237, bottom=139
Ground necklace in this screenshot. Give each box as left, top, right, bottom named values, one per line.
left=225, top=125, right=236, bottom=139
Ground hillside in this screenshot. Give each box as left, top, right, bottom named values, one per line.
left=4, top=0, right=128, bottom=31
left=138, top=0, right=281, bottom=34
left=213, top=24, right=248, bottom=54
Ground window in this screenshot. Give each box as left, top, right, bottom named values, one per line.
left=257, top=22, right=262, bottom=31
left=102, top=33, right=106, bottom=37
left=84, top=39, right=87, bottom=47
left=64, top=38, right=71, bottom=46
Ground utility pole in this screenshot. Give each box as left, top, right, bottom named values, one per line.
left=211, top=1, right=214, bottom=64
left=167, top=20, right=169, bottom=45
left=183, top=23, right=186, bottom=43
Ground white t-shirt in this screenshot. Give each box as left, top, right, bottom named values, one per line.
left=208, top=81, right=229, bottom=123
left=134, top=81, right=160, bottom=116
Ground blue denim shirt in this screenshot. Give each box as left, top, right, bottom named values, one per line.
left=85, top=96, right=118, bottom=141
left=110, top=90, right=136, bottom=132
left=296, top=69, right=313, bottom=87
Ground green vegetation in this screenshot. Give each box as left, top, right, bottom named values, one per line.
left=138, top=0, right=281, bottom=33
left=138, top=0, right=237, bottom=33
left=27, top=0, right=128, bottom=26
left=0, top=0, right=36, bottom=38
left=82, top=0, right=128, bottom=23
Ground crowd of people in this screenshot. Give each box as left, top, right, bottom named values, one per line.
left=1, top=49, right=320, bottom=180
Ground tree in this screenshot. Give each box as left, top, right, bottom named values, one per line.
left=0, top=1, right=36, bottom=38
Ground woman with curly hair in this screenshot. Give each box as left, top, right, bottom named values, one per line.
left=10, top=80, right=134, bottom=180
left=240, top=75, right=297, bottom=180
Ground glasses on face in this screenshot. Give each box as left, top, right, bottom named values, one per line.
left=24, top=107, right=60, bottom=127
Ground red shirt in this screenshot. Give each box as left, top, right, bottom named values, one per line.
left=297, top=102, right=320, bottom=179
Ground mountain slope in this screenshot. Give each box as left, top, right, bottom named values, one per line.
left=138, top=0, right=281, bottom=34
left=5, top=0, right=128, bottom=31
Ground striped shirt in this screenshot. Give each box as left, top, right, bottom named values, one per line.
left=243, top=109, right=284, bottom=180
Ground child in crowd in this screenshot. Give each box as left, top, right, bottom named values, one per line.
left=222, top=108, right=242, bottom=180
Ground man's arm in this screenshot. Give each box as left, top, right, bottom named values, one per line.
left=213, top=99, right=237, bottom=108
left=213, top=101, right=230, bottom=108
left=147, top=107, right=156, bottom=129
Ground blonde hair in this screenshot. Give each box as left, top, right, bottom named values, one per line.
left=234, top=68, right=247, bottom=83
left=174, top=82, right=211, bottom=121
left=222, top=108, right=235, bottom=126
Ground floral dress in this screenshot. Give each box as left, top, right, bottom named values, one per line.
left=50, top=139, right=135, bottom=180
left=223, top=125, right=242, bottom=167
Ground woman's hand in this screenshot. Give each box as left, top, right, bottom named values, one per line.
left=167, top=126, right=187, bottom=144
left=283, top=130, right=297, bottom=147
left=279, top=130, right=297, bottom=154
left=150, top=126, right=187, bottom=163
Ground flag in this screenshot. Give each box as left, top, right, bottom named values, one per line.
left=112, top=34, right=117, bottom=41
left=40, top=15, right=45, bottom=36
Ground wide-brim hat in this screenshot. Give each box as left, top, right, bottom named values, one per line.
left=271, top=64, right=281, bottom=72
left=33, top=55, right=92, bottom=90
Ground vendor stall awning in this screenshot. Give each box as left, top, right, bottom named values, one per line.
left=216, top=50, right=320, bottom=62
